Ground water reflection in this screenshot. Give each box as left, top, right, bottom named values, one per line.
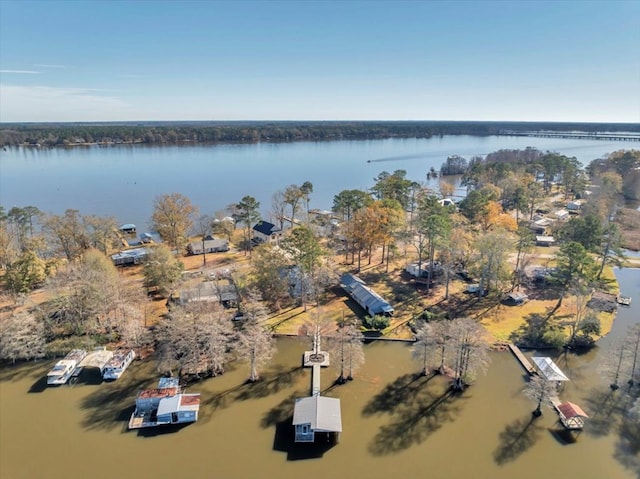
left=1, top=269, right=639, bottom=479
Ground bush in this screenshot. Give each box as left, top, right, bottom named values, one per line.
left=363, top=315, right=390, bottom=330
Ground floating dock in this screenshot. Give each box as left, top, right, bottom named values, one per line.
left=617, top=295, right=632, bottom=306
left=508, top=344, right=536, bottom=375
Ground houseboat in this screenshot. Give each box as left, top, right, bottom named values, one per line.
left=102, top=349, right=136, bottom=380
left=128, top=378, right=200, bottom=430
left=46, top=349, right=88, bottom=385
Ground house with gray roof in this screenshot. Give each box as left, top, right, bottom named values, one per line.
left=340, top=273, right=393, bottom=317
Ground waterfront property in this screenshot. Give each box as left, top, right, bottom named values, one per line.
left=252, top=220, right=282, bottom=244
left=102, top=349, right=136, bottom=380
left=293, top=326, right=342, bottom=443
left=111, top=247, right=150, bottom=266
left=340, top=273, right=393, bottom=317
left=128, top=377, right=200, bottom=429
left=46, top=349, right=88, bottom=385
left=186, top=238, right=229, bottom=255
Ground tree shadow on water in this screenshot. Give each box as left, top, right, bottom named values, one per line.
left=79, top=376, right=151, bottom=432
left=615, top=415, right=640, bottom=479
left=199, top=366, right=303, bottom=421
left=261, top=392, right=301, bottom=429
left=367, top=385, right=465, bottom=456
left=362, top=372, right=436, bottom=417
left=493, top=415, right=543, bottom=465
left=234, top=366, right=303, bottom=401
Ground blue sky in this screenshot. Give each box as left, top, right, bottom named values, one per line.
left=0, top=0, right=638, bottom=123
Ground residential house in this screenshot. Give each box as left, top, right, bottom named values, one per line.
left=253, top=220, right=283, bottom=244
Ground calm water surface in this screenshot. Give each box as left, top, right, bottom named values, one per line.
left=1, top=268, right=638, bottom=479
left=0, top=136, right=633, bottom=229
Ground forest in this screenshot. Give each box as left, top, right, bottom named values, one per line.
left=1, top=120, right=639, bottom=147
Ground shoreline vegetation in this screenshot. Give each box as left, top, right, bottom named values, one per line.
left=1, top=145, right=639, bottom=393
left=2, top=120, right=639, bottom=147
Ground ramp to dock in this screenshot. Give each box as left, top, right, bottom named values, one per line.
left=508, top=344, right=536, bottom=375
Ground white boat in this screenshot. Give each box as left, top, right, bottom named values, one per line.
left=46, top=349, right=88, bottom=385
left=102, top=349, right=136, bottom=380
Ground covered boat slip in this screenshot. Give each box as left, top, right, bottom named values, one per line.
left=532, top=356, right=570, bottom=382
left=293, top=396, right=342, bottom=443
left=551, top=398, right=589, bottom=430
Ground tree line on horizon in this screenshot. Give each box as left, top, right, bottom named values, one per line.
left=1, top=120, right=638, bottom=147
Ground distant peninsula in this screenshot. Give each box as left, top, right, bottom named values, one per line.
left=1, top=120, right=639, bottom=148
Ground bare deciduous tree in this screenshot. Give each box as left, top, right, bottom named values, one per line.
left=448, top=317, right=490, bottom=391
left=236, top=319, right=276, bottom=382
left=155, top=303, right=234, bottom=378
left=327, top=320, right=365, bottom=384
left=0, top=311, right=46, bottom=362
left=523, top=374, right=558, bottom=417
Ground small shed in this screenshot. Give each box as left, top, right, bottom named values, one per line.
left=293, top=395, right=342, bottom=443
left=529, top=218, right=554, bottom=235
left=505, top=292, right=528, bottom=305
left=119, top=224, right=137, bottom=234
left=556, top=401, right=588, bottom=430
left=567, top=199, right=585, bottom=212
left=532, top=357, right=570, bottom=382
left=536, top=235, right=556, bottom=247
left=554, top=209, right=570, bottom=221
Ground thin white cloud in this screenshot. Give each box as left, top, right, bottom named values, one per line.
left=0, top=70, right=41, bottom=74
left=33, top=64, right=67, bottom=69
left=0, top=85, right=133, bottom=122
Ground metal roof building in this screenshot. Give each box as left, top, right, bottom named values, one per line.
left=340, top=273, right=393, bottom=316
left=293, top=395, right=342, bottom=443
left=532, top=356, right=570, bottom=382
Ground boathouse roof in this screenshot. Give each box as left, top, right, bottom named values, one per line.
left=557, top=401, right=588, bottom=419
left=340, top=273, right=393, bottom=316
left=532, top=356, right=570, bottom=381
left=293, top=396, right=342, bottom=433
left=157, top=393, right=201, bottom=416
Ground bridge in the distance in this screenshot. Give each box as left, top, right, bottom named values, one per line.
left=498, top=130, right=640, bottom=141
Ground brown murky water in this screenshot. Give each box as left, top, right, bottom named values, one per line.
left=2, top=269, right=639, bottom=479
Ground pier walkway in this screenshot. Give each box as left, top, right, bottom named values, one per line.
left=508, top=344, right=536, bottom=375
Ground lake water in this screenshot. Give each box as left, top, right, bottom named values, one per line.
left=1, top=268, right=638, bottom=479
left=0, top=135, right=634, bottom=230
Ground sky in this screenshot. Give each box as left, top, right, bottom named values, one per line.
left=0, top=0, right=639, bottom=123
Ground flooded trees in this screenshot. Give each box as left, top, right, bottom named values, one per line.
left=327, top=321, right=365, bottom=384
left=155, top=304, right=234, bottom=378
left=448, top=318, right=490, bottom=391
left=411, top=317, right=489, bottom=390
left=523, top=374, right=558, bottom=417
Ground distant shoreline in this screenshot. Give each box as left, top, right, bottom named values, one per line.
left=2, top=120, right=639, bottom=148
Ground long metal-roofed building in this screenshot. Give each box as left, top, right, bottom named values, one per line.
left=111, top=247, right=150, bottom=266
left=340, top=273, right=394, bottom=316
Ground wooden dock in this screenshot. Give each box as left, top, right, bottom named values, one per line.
left=508, top=344, right=536, bottom=375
